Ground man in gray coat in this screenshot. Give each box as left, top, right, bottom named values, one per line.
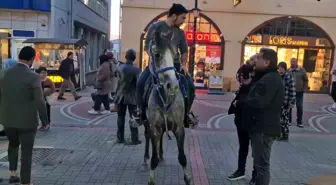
left=114, top=49, right=141, bottom=145
left=0, top=46, right=49, bottom=184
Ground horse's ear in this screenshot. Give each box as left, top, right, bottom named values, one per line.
left=154, top=27, right=162, bottom=45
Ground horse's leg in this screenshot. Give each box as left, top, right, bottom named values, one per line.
left=159, top=134, right=164, bottom=162
left=174, top=128, right=191, bottom=185
left=142, top=124, right=150, bottom=171
left=148, top=134, right=160, bottom=185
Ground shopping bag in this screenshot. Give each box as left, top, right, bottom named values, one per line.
left=46, top=93, right=57, bottom=105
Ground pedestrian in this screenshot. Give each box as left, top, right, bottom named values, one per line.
left=233, top=48, right=284, bottom=185
left=277, top=62, right=296, bottom=141
left=288, top=58, right=308, bottom=127
left=57, top=52, right=82, bottom=101
left=0, top=46, right=50, bottom=185
left=227, top=63, right=255, bottom=181
left=88, top=54, right=112, bottom=115
left=330, top=61, right=336, bottom=108
left=106, top=51, right=118, bottom=101
left=114, top=49, right=142, bottom=145
left=36, top=66, right=56, bottom=126
left=99, top=49, right=109, bottom=65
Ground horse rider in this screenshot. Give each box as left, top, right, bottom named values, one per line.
left=114, top=49, right=142, bottom=145
left=135, top=3, right=196, bottom=127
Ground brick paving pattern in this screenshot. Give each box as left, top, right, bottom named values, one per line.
left=0, top=89, right=334, bottom=184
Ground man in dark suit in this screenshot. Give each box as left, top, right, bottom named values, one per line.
left=57, top=52, right=82, bottom=101
left=114, top=49, right=141, bottom=145
left=0, top=46, right=49, bottom=184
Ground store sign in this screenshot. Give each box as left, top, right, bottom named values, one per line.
left=49, top=75, right=64, bottom=83
left=233, top=0, right=242, bottom=7
left=35, top=43, right=75, bottom=50
left=209, top=70, right=223, bottom=89
left=265, top=36, right=314, bottom=46
left=185, top=32, right=221, bottom=43
left=246, top=35, right=262, bottom=44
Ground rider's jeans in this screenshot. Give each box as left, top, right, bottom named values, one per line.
left=136, top=66, right=150, bottom=107
left=136, top=64, right=195, bottom=108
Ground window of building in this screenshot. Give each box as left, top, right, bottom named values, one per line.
left=79, top=0, right=108, bottom=20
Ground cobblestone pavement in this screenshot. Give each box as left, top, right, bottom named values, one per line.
left=0, top=89, right=335, bottom=185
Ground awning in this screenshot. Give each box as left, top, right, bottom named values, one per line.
left=23, top=38, right=88, bottom=47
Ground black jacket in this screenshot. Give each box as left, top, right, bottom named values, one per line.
left=237, top=71, right=285, bottom=136
left=228, top=83, right=252, bottom=127
left=114, top=60, right=141, bottom=105
left=58, top=58, right=74, bottom=79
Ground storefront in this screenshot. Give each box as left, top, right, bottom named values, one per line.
left=0, top=29, right=36, bottom=68
left=139, top=12, right=225, bottom=88
left=0, top=29, right=11, bottom=68
left=243, top=17, right=335, bottom=93
left=23, top=38, right=88, bottom=90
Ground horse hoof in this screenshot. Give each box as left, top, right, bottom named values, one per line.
left=184, top=175, right=191, bottom=185
left=148, top=180, right=155, bottom=185
left=141, top=164, right=149, bottom=171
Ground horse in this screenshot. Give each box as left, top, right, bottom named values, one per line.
left=141, top=27, right=191, bottom=185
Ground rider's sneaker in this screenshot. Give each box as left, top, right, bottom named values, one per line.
left=88, top=109, right=99, bottom=115
left=100, top=110, right=110, bottom=115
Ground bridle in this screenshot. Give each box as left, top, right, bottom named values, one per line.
left=148, top=39, right=178, bottom=112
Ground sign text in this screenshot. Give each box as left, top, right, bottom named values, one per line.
left=185, top=32, right=221, bottom=43
left=268, top=36, right=309, bottom=46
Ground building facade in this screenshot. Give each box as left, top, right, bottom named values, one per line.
left=121, top=0, right=336, bottom=93
left=0, top=0, right=51, bottom=62
left=51, top=0, right=111, bottom=83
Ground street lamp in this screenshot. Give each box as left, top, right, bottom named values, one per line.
left=189, top=4, right=201, bottom=81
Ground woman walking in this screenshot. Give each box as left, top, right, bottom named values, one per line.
left=88, top=55, right=112, bottom=115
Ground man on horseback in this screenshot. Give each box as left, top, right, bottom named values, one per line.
left=136, top=3, right=196, bottom=128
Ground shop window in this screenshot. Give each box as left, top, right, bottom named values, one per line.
left=198, top=23, right=211, bottom=33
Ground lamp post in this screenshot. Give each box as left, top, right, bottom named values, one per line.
left=189, top=3, right=201, bottom=80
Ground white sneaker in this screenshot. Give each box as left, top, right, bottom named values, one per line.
left=88, top=109, right=99, bottom=115
left=100, top=110, right=110, bottom=115
left=332, top=103, right=336, bottom=109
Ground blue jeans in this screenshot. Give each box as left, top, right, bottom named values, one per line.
left=295, top=91, right=304, bottom=124
left=136, top=66, right=150, bottom=107
left=136, top=64, right=195, bottom=111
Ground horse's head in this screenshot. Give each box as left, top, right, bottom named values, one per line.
left=149, top=27, right=179, bottom=95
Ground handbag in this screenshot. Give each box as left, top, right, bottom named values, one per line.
left=46, top=93, right=57, bottom=105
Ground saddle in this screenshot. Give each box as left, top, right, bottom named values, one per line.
left=143, top=72, right=189, bottom=107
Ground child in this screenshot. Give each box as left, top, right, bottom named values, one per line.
left=36, top=67, right=55, bottom=130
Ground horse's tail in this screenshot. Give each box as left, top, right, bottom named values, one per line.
left=163, top=114, right=172, bottom=140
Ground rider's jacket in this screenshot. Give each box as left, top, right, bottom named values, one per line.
left=144, top=21, right=188, bottom=64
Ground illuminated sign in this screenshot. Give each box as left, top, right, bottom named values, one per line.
left=49, top=75, right=64, bottom=83
left=233, top=0, right=242, bottom=7
left=246, top=35, right=262, bottom=44
left=268, top=36, right=309, bottom=46
left=185, top=32, right=221, bottom=43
